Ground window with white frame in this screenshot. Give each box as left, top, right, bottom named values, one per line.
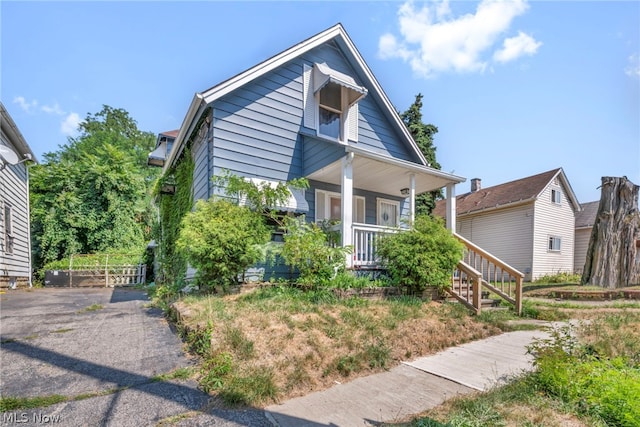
left=377, top=198, right=400, bottom=227
left=303, top=63, right=367, bottom=143
left=551, top=188, right=562, bottom=205
left=548, top=236, right=561, bottom=252
left=3, top=203, right=13, bottom=254
left=315, top=190, right=365, bottom=224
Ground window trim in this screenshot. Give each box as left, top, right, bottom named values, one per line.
left=548, top=235, right=561, bottom=252
left=315, top=189, right=365, bottom=224
left=376, top=198, right=400, bottom=227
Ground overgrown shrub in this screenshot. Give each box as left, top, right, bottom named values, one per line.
left=280, top=216, right=351, bottom=286
left=535, top=271, right=582, bottom=284
left=529, top=325, right=640, bottom=426
left=176, top=199, right=270, bottom=291
left=376, top=215, right=464, bottom=293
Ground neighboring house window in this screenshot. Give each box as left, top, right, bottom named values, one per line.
left=303, top=63, right=367, bottom=143
left=551, top=188, right=562, bottom=205
left=3, top=203, right=13, bottom=254
left=315, top=190, right=365, bottom=223
left=548, top=236, right=561, bottom=252
left=377, top=198, right=399, bottom=227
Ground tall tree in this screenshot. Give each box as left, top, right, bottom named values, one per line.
left=401, top=93, right=442, bottom=215
left=30, top=106, right=158, bottom=272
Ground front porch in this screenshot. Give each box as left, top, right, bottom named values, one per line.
left=306, top=146, right=465, bottom=268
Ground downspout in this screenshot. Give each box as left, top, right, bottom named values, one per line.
left=26, top=161, right=33, bottom=287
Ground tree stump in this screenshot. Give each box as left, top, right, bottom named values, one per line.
left=581, top=176, right=640, bottom=288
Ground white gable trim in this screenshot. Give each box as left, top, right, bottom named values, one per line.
left=166, top=23, right=430, bottom=170
left=536, top=169, right=581, bottom=212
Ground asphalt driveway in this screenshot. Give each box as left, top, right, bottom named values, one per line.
left=0, top=288, right=270, bottom=427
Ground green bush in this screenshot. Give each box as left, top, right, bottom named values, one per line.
left=376, top=215, right=464, bottom=293
left=176, top=199, right=270, bottom=291
left=535, top=271, right=581, bottom=284
left=529, top=325, right=640, bottom=426
left=280, top=216, right=351, bottom=286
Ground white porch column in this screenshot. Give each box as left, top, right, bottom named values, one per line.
left=445, top=183, right=456, bottom=232
left=409, top=174, right=416, bottom=225
left=341, top=153, right=354, bottom=267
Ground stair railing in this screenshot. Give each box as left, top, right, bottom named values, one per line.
left=451, top=233, right=524, bottom=315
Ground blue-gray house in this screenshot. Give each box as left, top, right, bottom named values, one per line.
left=154, top=24, right=465, bottom=273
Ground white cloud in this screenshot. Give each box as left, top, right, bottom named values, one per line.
left=378, top=0, right=539, bottom=77
left=41, top=103, right=65, bottom=116
left=494, top=31, right=542, bottom=63
left=61, top=113, right=81, bottom=136
left=13, top=96, right=38, bottom=113
left=625, top=53, right=640, bottom=78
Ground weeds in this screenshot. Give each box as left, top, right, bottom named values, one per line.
left=0, top=395, right=67, bottom=412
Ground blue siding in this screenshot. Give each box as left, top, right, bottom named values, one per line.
left=302, top=135, right=344, bottom=176
left=307, top=179, right=405, bottom=226
left=206, top=40, right=421, bottom=190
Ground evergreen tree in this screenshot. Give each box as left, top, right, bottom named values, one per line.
left=401, top=94, right=442, bottom=215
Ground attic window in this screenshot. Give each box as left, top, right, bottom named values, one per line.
left=303, top=63, right=367, bottom=142
left=551, top=188, right=561, bottom=205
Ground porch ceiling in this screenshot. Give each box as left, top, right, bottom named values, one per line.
left=307, top=147, right=465, bottom=196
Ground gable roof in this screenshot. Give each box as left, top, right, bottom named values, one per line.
left=434, top=168, right=580, bottom=217
left=576, top=201, right=599, bottom=229
left=165, top=23, right=428, bottom=172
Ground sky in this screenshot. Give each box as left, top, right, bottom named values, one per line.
left=2, top=0, right=638, bottom=204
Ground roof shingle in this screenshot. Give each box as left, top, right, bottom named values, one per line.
left=433, top=168, right=562, bottom=217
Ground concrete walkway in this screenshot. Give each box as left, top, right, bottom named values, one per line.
left=265, top=329, right=551, bottom=427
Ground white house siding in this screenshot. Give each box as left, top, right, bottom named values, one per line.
left=456, top=204, right=534, bottom=281
left=574, top=228, right=592, bottom=274
left=0, top=142, right=31, bottom=284
left=531, top=183, right=576, bottom=279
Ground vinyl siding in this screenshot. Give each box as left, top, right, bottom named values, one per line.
left=456, top=204, right=534, bottom=281
left=531, top=182, right=576, bottom=279
left=0, top=139, right=31, bottom=279
left=191, top=121, right=210, bottom=204
left=574, top=228, right=592, bottom=274
left=201, top=40, right=418, bottom=197
left=306, top=179, right=404, bottom=226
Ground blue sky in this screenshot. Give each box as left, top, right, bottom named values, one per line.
left=2, top=1, right=638, bottom=204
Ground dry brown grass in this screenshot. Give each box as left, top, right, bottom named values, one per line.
left=173, top=289, right=502, bottom=403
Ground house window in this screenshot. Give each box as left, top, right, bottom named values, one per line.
left=551, top=188, right=561, bottom=205
left=3, top=203, right=13, bottom=254
left=318, top=82, right=342, bottom=140
left=303, top=63, right=367, bottom=142
left=377, top=198, right=400, bottom=227
left=548, top=236, right=561, bottom=252
left=315, top=190, right=365, bottom=223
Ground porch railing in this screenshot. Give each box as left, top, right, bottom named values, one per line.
left=451, top=233, right=524, bottom=315
left=351, top=223, right=397, bottom=267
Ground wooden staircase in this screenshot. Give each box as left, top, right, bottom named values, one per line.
left=448, top=233, right=524, bottom=315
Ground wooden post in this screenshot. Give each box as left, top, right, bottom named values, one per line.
left=105, top=254, right=109, bottom=287
left=472, top=274, right=481, bottom=315
left=515, top=275, right=523, bottom=316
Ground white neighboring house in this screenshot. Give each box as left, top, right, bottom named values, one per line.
left=574, top=201, right=599, bottom=275
left=434, top=168, right=581, bottom=281
left=1, top=102, right=37, bottom=288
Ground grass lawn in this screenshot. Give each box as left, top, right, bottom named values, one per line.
left=159, top=281, right=640, bottom=425
left=168, top=285, right=504, bottom=405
